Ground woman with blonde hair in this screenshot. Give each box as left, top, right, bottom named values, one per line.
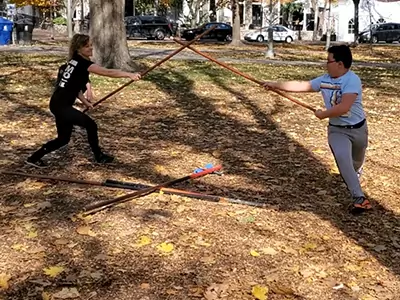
left=26, top=34, right=141, bottom=167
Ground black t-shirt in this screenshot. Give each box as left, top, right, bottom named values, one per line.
left=51, top=53, right=93, bottom=107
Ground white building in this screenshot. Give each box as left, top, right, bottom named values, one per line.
left=336, top=0, right=400, bottom=42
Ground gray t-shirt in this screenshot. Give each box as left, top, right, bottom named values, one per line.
left=310, top=70, right=365, bottom=126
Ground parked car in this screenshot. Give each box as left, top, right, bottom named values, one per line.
left=125, top=15, right=175, bottom=40
left=358, top=24, right=379, bottom=43
left=181, top=22, right=232, bottom=42
left=244, top=25, right=297, bottom=43
left=370, top=22, right=400, bottom=43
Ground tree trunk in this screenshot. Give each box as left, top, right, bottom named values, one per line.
left=67, top=0, right=73, bottom=38
left=266, top=0, right=274, bottom=58
left=312, top=0, right=318, bottom=41
left=302, top=1, right=307, bottom=31
left=90, top=0, right=133, bottom=70
left=353, top=0, right=360, bottom=43
left=367, top=0, right=373, bottom=49
left=318, top=0, right=327, bottom=36
left=245, top=0, right=252, bottom=29
left=50, top=5, right=55, bottom=39
left=325, top=0, right=331, bottom=50
left=80, top=0, right=84, bottom=33
left=231, top=0, right=243, bottom=46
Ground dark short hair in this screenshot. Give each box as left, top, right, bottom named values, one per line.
left=328, top=45, right=353, bottom=69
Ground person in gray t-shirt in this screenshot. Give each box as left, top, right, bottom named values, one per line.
left=263, top=45, right=370, bottom=214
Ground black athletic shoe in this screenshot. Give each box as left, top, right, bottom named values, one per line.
left=95, top=152, right=114, bottom=163
left=26, top=157, right=48, bottom=168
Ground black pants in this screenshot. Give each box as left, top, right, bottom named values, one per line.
left=30, top=106, right=101, bottom=161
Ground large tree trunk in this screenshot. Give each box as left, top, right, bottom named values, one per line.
left=231, top=0, right=243, bottom=46
left=90, top=0, right=133, bottom=70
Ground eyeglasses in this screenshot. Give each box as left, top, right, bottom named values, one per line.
left=327, top=60, right=337, bottom=64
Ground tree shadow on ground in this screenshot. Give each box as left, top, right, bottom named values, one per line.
left=140, top=65, right=400, bottom=278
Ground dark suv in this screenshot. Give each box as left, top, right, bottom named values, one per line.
left=371, top=22, right=400, bottom=43
left=181, top=22, right=232, bottom=42
left=125, top=15, right=175, bottom=40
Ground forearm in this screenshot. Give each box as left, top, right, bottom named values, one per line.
left=77, top=91, right=91, bottom=106
left=100, top=69, right=133, bottom=78
left=269, top=81, right=313, bottom=92
left=86, top=82, right=92, bottom=93
left=320, top=104, right=349, bottom=118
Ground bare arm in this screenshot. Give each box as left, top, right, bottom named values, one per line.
left=88, top=64, right=141, bottom=80
left=85, top=82, right=94, bottom=101
left=77, top=90, right=93, bottom=109
left=316, top=93, right=357, bottom=119
left=263, top=81, right=315, bottom=93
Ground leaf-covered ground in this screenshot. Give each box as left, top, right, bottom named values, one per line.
left=28, top=28, right=400, bottom=64
left=0, top=52, right=399, bottom=300
left=127, top=41, right=400, bottom=64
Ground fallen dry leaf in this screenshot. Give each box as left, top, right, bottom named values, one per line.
left=27, top=246, right=46, bottom=254
left=250, top=250, right=261, bottom=257
left=195, top=237, right=211, bottom=247
left=42, top=291, right=51, bottom=300
left=53, top=287, right=80, bottom=299
left=204, top=283, right=230, bottom=299
left=43, top=266, right=65, bottom=278
left=140, top=283, right=150, bottom=289
left=0, top=273, right=11, bottom=290
left=76, top=226, right=96, bottom=237
left=37, top=201, right=52, bottom=209
left=157, top=242, right=174, bottom=253
left=252, top=285, right=268, bottom=300
left=200, top=256, right=216, bottom=264
left=135, top=235, right=152, bottom=247
left=269, top=283, right=294, bottom=295
left=261, top=247, right=278, bottom=256
left=54, top=238, right=70, bottom=246
left=360, top=295, right=377, bottom=300
left=11, top=244, right=26, bottom=251
left=27, top=230, right=38, bottom=239
left=176, top=205, right=186, bottom=213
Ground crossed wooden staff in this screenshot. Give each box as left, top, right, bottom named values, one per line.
left=85, top=27, right=315, bottom=114
left=4, top=27, right=317, bottom=215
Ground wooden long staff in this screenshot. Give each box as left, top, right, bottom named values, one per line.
left=83, top=25, right=218, bottom=113
left=173, top=38, right=316, bottom=112
left=83, top=165, right=222, bottom=215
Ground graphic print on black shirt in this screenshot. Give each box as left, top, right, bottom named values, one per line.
left=52, top=53, right=93, bottom=107
left=55, top=63, right=91, bottom=93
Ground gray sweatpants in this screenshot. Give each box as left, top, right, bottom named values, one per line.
left=328, top=122, right=368, bottom=198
